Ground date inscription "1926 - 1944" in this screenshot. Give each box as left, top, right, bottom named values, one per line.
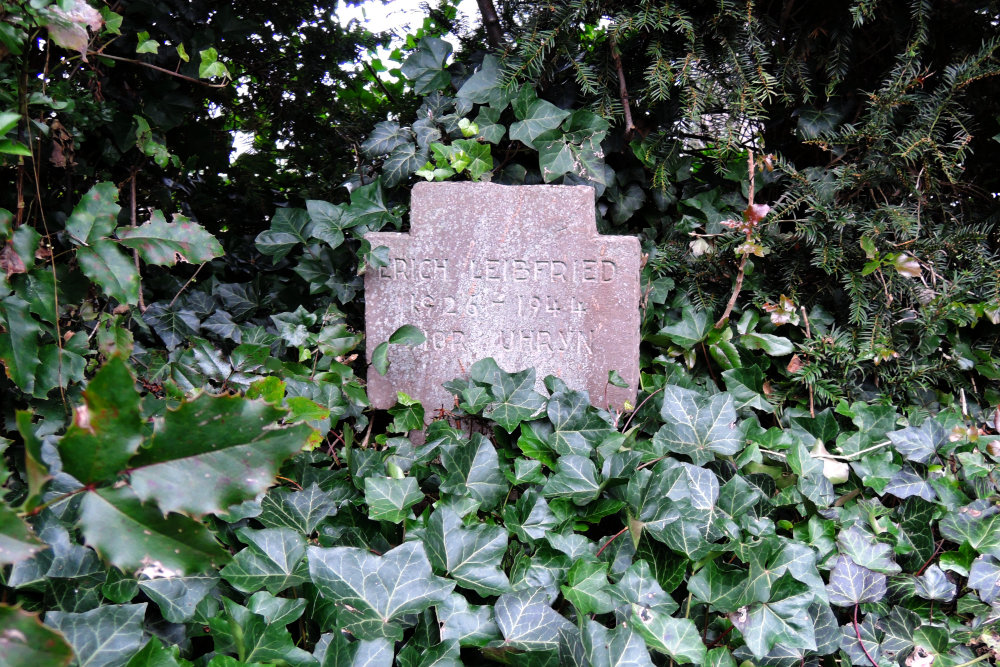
left=365, top=182, right=640, bottom=418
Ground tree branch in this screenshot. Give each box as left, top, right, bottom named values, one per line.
left=611, top=42, right=636, bottom=137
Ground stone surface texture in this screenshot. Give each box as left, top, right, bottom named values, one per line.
left=365, top=181, right=640, bottom=414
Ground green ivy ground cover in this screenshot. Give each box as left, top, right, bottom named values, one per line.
left=2, top=352, right=999, bottom=666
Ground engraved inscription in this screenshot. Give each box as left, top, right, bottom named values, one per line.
left=365, top=182, right=640, bottom=416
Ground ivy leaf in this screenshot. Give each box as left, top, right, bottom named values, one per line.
left=118, top=211, right=223, bottom=266
left=630, top=604, right=706, bottom=665
left=452, top=139, right=492, bottom=180
left=826, top=555, right=887, bottom=606
left=509, top=98, right=571, bottom=148
left=456, top=54, right=502, bottom=106
left=207, top=597, right=313, bottom=665
left=382, top=142, right=427, bottom=188
left=0, top=605, right=73, bottom=666
left=887, top=419, right=947, bottom=463
left=364, top=476, right=423, bottom=523
left=652, top=386, right=739, bottom=465
left=503, top=489, right=558, bottom=543
left=967, top=555, right=1000, bottom=603
left=57, top=356, right=143, bottom=485
left=547, top=388, right=612, bottom=456
left=79, top=486, right=230, bottom=575
left=437, top=593, right=501, bottom=647
left=45, top=603, right=146, bottom=667
left=221, top=527, right=308, bottom=595
left=76, top=240, right=140, bottom=305
left=493, top=588, right=574, bottom=651
left=142, top=302, right=200, bottom=349
left=307, top=541, right=455, bottom=641
left=740, top=333, right=794, bottom=356
left=483, top=366, right=547, bottom=433
left=255, top=208, right=312, bottom=261
left=313, top=632, right=394, bottom=667
left=722, top=367, right=773, bottom=412
left=836, top=525, right=901, bottom=574
left=439, top=433, right=507, bottom=510
left=656, top=307, right=710, bottom=348
left=689, top=561, right=753, bottom=613
left=362, top=121, right=413, bottom=156
left=912, top=565, right=956, bottom=601
left=424, top=506, right=510, bottom=596
left=258, top=483, right=339, bottom=535
left=562, top=559, right=615, bottom=615
left=939, top=501, right=1000, bottom=557
left=128, top=394, right=315, bottom=516
left=138, top=574, right=218, bottom=623
left=729, top=573, right=816, bottom=659
left=583, top=620, right=655, bottom=667
left=543, top=455, right=602, bottom=505
left=400, top=37, right=452, bottom=94
left=883, top=465, right=935, bottom=501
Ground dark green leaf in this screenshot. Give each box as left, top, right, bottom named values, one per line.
left=425, top=506, right=509, bottom=595
left=0, top=605, right=73, bottom=667
left=307, top=541, right=455, bottom=641
left=220, top=527, right=308, bottom=594
left=826, top=555, right=887, bottom=606
left=363, top=476, right=423, bottom=523
left=45, top=603, right=146, bottom=667
left=493, top=588, right=573, bottom=652
left=653, top=386, right=739, bottom=465
left=630, top=604, right=706, bottom=665
left=76, top=240, right=140, bottom=305
left=138, top=574, right=218, bottom=623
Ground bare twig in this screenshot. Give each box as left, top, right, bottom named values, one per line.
left=129, top=171, right=145, bottom=312
left=611, top=41, right=636, bottom=137
left=87, top=51, right=229, bottom=88
left=167, top=262, right=206, bottom=308
left=715, top=151, right=756, bottom=328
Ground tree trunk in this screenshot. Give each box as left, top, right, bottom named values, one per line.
left=476, top=0, right=504, bottom=48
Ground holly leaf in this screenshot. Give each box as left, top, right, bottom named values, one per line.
left=424, top=506, right=510, bottom=596
left=79, top=486, right=230, bottom=575
left=307, top=541, right=455, bottom=641
left=65, top=182, right=120, bottom=245
left=57, top=356, right=143, bottom=485
left=220, top=527, right=308, bottom=594
left=0, top=295, right=42, bottom=394
left=118, top=211, right=223, bottom=266
left=826, top=555, right=887, bottom=606
left=652, top=386, right=739, bottom=465
left=0, top=605, right=73, bottom=666
left=127, top=394, right=315, bottom=516
left=0, top=504, right=46, bottom=566
left=76, top=239, right=141, bottom=305
left=45, top=604, right=146, bottom=667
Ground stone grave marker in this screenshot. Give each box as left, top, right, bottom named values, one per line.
left=365, top=181, right=640, bottom=415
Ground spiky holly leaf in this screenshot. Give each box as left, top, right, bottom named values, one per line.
left=118, top=211, right=223, bottom=266
left=57, top=356, right=143, bottom=485
left=127, top=394, right=315, bottom=516
left=0, top=605, right=73, bottom=666
left=79, top=486, right=230, bottom=575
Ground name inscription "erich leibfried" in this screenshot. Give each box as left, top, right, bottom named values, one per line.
left=377, top=257, right=617, bottom=283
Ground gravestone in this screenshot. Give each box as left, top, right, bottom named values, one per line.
left=365, top=181, right=640, bottom=415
